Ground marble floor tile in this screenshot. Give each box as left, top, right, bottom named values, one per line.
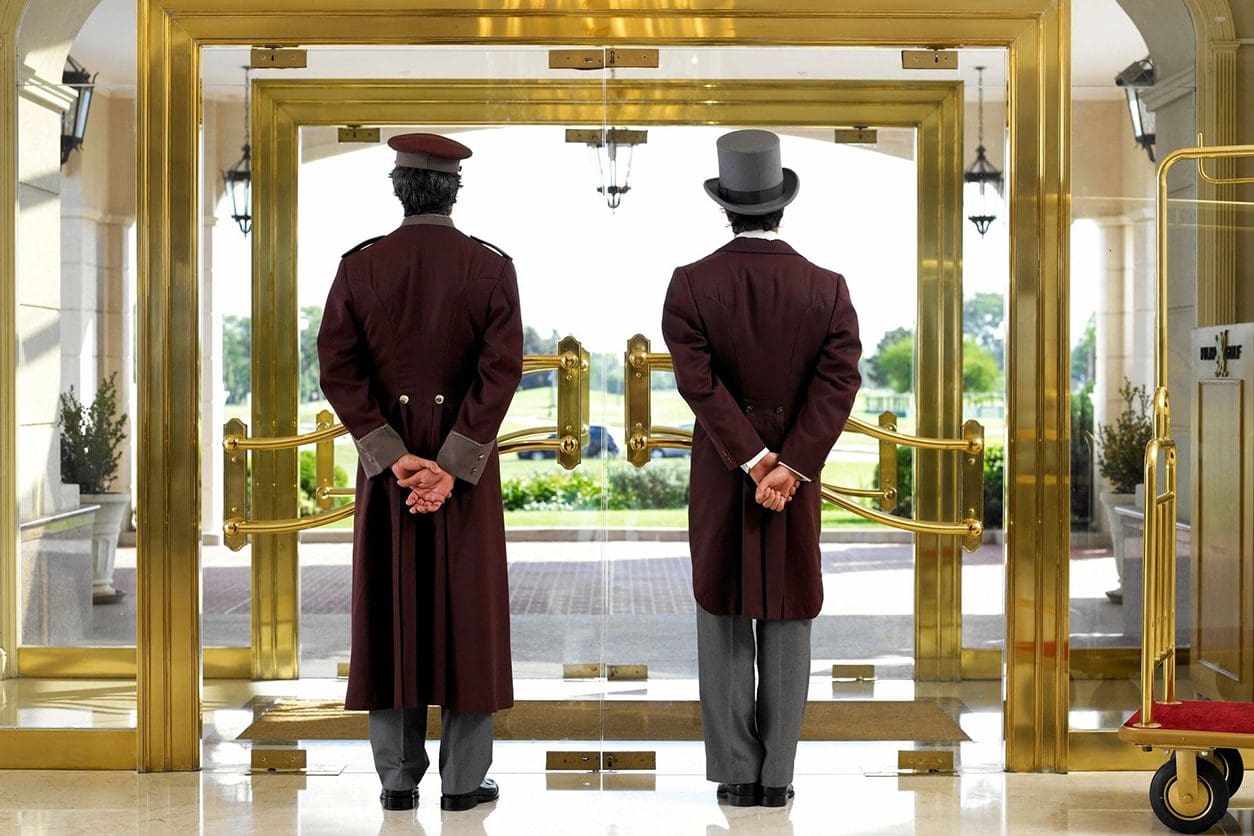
left=2, top=767, right=1253, bottom=835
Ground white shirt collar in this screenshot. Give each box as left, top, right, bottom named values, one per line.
left=736, top=229, right=781, bottom=241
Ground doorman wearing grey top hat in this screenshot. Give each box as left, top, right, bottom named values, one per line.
left=662, top=129, right=863, bottom=807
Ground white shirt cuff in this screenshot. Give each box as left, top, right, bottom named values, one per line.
left=780, top=462, right=812, bottom=482
left=741, top=447, right=770, bottom=473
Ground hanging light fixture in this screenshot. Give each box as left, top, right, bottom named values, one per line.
left=566, top=127, right=647, bottom=210
left=1115, top=57, right=1156, bottom=163
left=60, top=56, right=97, bottom=165
left=964, top=66, right=1004, bottom=237
left=222, top=65, right=252, bottom=235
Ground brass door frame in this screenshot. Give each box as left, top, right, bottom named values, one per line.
left=247, top=76, right=966, bottom=684
left=63, top=0, right=1068, bottom=772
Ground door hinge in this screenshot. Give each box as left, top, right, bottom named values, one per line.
left=565, top=128, right=648, bottom=147
left=549, top=49, right=659, bottom=70
left=251, top=47, right=308, bottom=69
left=901, top=49, right=958, bottom=71
left=834, top=128, right=878, bottom=144
left=338, top=126, right=380, bottom=143
left=546, top=751, right=656, bottom=771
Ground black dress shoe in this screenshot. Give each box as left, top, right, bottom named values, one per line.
left=760, top=784, right=795, bottom=808
left=379, top=788, right=418, bottom=811
left=716, top=782, right=760, bottom=807
left=441, top=778, right=500, bottom=811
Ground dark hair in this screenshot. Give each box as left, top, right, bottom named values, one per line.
left=391, top=167, right=461, bottom=216
left=726, top=208, right=784, bottom=234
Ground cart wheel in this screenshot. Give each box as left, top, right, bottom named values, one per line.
left=1208, top=748, right=1244, bottom=796
left=1149, top=755, right=1229, bottom=834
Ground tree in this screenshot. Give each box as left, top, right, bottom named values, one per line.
left=519, top=326, right=560, bottom=390
left=298, top=306, right=324, bottom=403
left=964, top=292, right=1005, bottom=367
left=870, top=329, right=914, bottom=393
left=222, top=314, right=251, bottom=405
left=962, top=336, right=1003, bottom=393
left=1071, top=313, right=1096, bottom=388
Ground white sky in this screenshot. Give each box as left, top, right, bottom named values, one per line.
left=212, top=126, right=1094, bottom=354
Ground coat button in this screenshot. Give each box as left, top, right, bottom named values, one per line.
left=434, top=394, right=445, bottom=405
left=398, top=394, right=409, bottom=404
left=477, top=454, right=485, bottom=460
left=774, top=406, right=784, bottom=414
left=744, top=405, right=754, bottom=413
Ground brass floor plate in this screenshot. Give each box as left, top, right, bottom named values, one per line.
left=833, top=664, right=876, bottom=682
left=251, top=748, right=307, bottom=773
left=896, top=750, right=956, bottom=774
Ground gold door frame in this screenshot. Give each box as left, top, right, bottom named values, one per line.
left=247, top=77, right=967, bottom=685
left=144, top=0, right=1071, bottom=774
left=0, top=0, right=1072, bottom=772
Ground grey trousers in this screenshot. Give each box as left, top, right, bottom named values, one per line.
left=368, top=707, right=493, bottom=796
left=696, top=604, right=812, bottom=787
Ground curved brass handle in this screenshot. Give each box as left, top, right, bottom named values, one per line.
left=224, top=502, right=356, bottom=538
left=224, top=421, right=347, bottom=452
left=845, top=416, right=983, bottom=455
left=821, top=486, right=982, bottom=545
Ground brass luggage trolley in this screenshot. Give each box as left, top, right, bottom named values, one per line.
left=1118, top=141, right=1254, bottom=834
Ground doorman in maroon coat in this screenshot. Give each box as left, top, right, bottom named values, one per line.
left=662, top=129, right=862, bottom=808
left=317, top=133, right=522, bottom=813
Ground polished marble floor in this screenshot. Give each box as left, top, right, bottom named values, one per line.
left=2, top=763, right=1253, bottom=835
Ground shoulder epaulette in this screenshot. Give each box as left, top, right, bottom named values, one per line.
left=469, top=234, right=512, bottom=261
left=341, top=235, right=385, bottom=259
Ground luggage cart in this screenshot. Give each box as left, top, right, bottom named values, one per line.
left=1118, top=141, right=1254, bottom=834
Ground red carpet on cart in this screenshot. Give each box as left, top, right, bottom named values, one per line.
left=1125, top=701, right=1254, bottom=734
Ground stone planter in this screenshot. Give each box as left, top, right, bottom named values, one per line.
left=80, top=491, right=131, bottom=603
left=1099, top=490, right=1137, bottom=599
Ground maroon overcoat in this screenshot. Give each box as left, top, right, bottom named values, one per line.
left=317, top=214, right=522, bottom=713
left=662, top=237, right=862, bottom=621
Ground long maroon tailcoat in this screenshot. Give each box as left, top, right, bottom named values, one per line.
left=318, top=215, right=522, bottom=713
left=662, top=237, right=862, bottom=621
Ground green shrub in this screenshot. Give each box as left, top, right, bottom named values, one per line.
left=1097, top=378, right=1153, bottom=494
left=501, top=461, right=691, bottom=512
left=58, top=373, right=128, bottom=494
left=983, top=441, right=1004, bottom=529
left=606, top=461, right=689, bottom=509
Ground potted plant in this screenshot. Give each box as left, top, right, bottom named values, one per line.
left=59, top=373, right=130, bottom=604
left=1096, top=378, right=1153, bottom=604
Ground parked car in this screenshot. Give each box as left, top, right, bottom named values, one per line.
left=517, top=424, right=620, bottom=460
left=650, top=422, right=694, bottom=458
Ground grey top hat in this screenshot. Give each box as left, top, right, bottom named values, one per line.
left=703, top=129, right=800, bottom=215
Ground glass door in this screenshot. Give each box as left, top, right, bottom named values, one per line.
left=206, top=41, right=1007, bottom=776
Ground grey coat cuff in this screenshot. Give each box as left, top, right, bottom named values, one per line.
left=354, top=424, right=408, bottom=478
left=437, top=431, right=494, bottom=485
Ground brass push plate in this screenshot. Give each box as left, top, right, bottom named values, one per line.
left=834, top=128, right=878, bottom=144
left=251, top=48, right=308, bottom=69
left=832, top=664, right=876, bottom=681
left=338, top=127, right=380, bottom=143
left=547, top=751, right=601, bottom=771
left=901, top=50, right=958, bottom=70
left=897, top=750, right=955, bottom=774
left=252, top=749, right=307, bottom=772
left=223, top=418, right=249, bottom=551
left=335, top=662, right=350, bottom=678
left=549, top=49, right=659, bottom=70
left=545, top=751, right=656, bottom=771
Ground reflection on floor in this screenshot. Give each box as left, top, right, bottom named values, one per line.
left=49, top=538, right=1155, bottom=682
left=3, top=765, right=1253, bottom=834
